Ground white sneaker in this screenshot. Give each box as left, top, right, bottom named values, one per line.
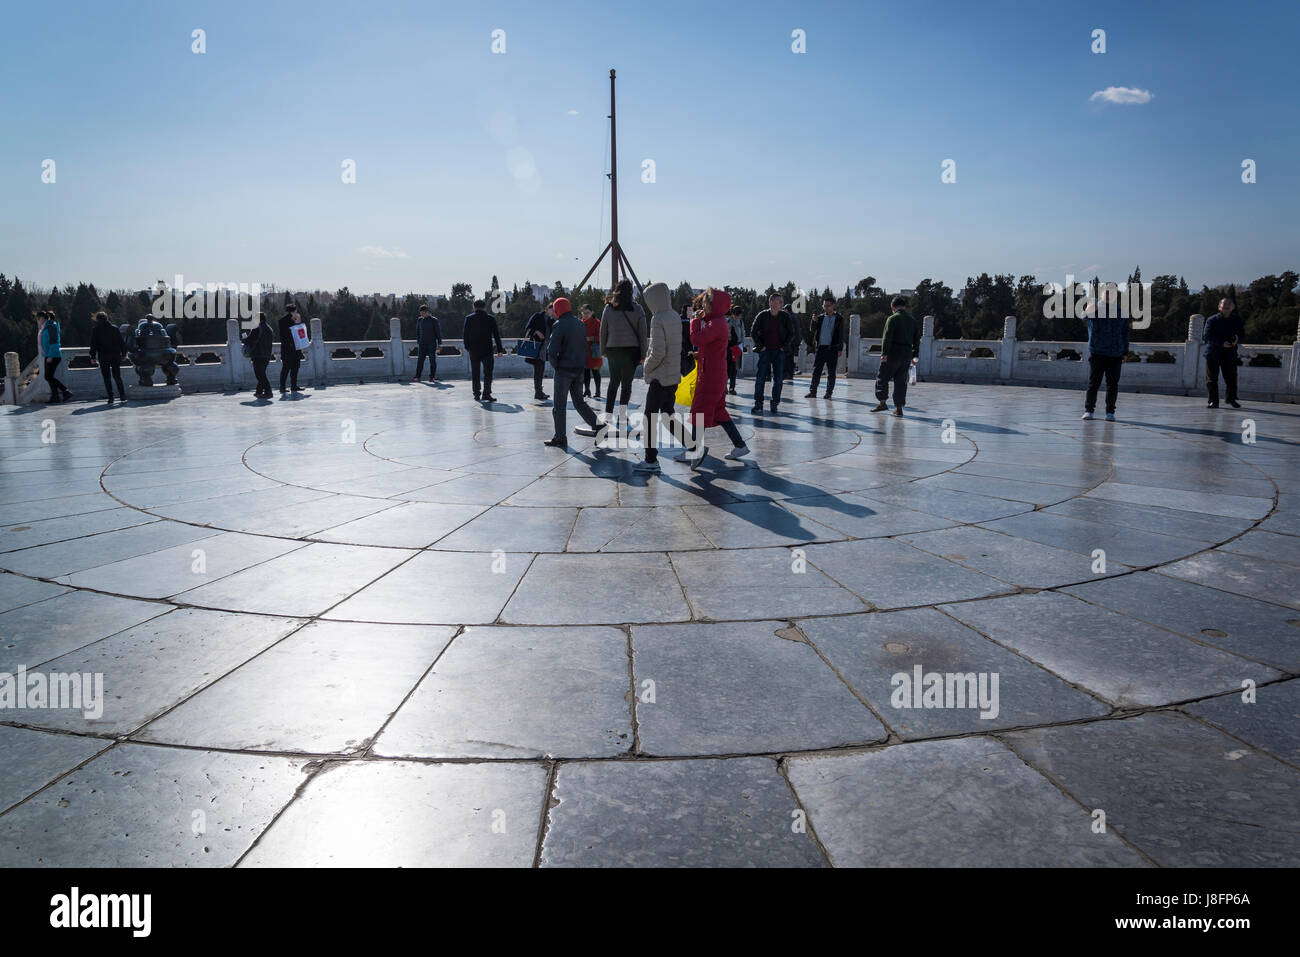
left=574, top=424, right=599, bottom=437
left=1080, top=412, right=1094, bottom=420
left=634, top=459, right=661, bottom=473
left=725, top=445, right=750, bottom=460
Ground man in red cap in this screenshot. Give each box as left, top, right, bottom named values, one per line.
left=543, top=298, right=602, bottom=448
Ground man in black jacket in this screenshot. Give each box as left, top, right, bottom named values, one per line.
left=413, top=304, right=442, bottom=382
left=277, top=303, right=307, bottom=393
left=543, top=298, right=602, bottom=447
left=245, top=313, right=275, bottom=399
left=1202, top=297, right=1245, bottom=408
left=806, top=295, right=845, bottom=398
left=750, top=295, right=797, bottom=413
left=88, top=311, right=127, bottom=404
left=462, top=299, right=505, bottom=401
left=524, top=302, right=555, bottom=401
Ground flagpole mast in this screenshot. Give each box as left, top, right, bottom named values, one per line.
left=609, top=68, right=619, bottom=290
left=574, top=69, right=641, bottom=297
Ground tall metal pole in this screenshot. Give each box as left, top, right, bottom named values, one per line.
left=609, top=69, right=619, bottom=290
left=574, top=69, right=641, bottom=298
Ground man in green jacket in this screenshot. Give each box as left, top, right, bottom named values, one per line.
left=873, top=296, right=920, bottom=416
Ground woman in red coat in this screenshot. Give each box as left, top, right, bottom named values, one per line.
left=581, top=305, right=603, bottom=399
left=677, top=287, right=752, bottom=468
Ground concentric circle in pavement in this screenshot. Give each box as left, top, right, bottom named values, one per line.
left=1, top=380, right=1296, bottom=866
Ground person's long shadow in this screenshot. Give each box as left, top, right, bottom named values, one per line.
left=69, top=403, right=119, bottom=415
left=479, top=402, right=524, bottom=414
left=1122, top=419, right=1299, bottom=447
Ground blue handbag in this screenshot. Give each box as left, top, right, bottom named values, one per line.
left=517, top=338, right=542, bottom=360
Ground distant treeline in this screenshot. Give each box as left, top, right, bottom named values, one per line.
left=2, top=268, right=1295, bottom=365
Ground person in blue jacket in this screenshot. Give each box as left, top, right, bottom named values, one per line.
left=1081, top=290, right=1131, bottom=421
left=39, top=311, right=71, bottom=403
left=1202, top=297, right=1244, bottom=409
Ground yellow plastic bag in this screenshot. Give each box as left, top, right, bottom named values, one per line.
left=675, top=365, right=697, bottom=407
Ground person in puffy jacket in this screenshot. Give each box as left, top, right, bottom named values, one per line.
left=675, top=288, right=751, bottom=470
left=635, top=282, right=683, bottom=473
left=39, top=311, right=71, bottom=403
left=543, top=298, right=602, bottom=448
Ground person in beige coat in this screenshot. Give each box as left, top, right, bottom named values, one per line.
left=598, top=278, right=648, bottom=430
left=635, top=281, right=683, bottom=473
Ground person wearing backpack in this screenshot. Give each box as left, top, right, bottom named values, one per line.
left=598, top=279, right=647, bottom=432
left=89, top=311, right=127, bottom=404
left=39, top=311, right=72, bottom=403
left=244, top=313, right=274, bottom=399
left=278, top=303, right=308, bottom=394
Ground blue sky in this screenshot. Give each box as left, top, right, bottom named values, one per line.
left=1, top=0, right=1296, bottom=296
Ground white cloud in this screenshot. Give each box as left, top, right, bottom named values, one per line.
left=566, top=109, right=579, bottom=115
left=1089, top=86, right=1153, bottom=105
left=359, top=245, right=409, bottom=259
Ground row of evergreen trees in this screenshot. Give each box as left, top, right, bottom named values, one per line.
left=2, top=269, right=1295, bottom=366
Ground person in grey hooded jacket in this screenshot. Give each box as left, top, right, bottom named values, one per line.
left=636, top=281, right=685, bottom=472
left=544, top=298, right=602, bottom=448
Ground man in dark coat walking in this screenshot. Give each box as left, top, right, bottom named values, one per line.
left=1203, top=297, right=1245, bottom=408
left=413, top=304, right=442, bottom=382
left=462, top=300, right=505, bottom=402
left=543, top=298, right=601, bottom=447
left=89, top=310, right=128, bottom=404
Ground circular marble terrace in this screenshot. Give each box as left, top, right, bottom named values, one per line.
left=0, top=379, right=1296, bottom=867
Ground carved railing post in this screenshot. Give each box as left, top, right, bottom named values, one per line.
left=1000, top=316, right=1016, bottom=380
left=919, top=316, right=936, bottom=377
left=1183, top=314, right=1206, bottom=391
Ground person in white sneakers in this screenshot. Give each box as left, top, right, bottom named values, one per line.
left=675, top=287, right=752, bottom=470
left=635, top=282, right=683, bottom=473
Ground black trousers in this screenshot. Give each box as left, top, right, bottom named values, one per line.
left=252, top=358, right=272, bottom=395
left=727, top=354, right=739, bottom=391
left=810, top=345, right=839, bottom=395
left=415, top=344, right=438, bottom=380
left=875, top=354, right=911, bottom=406
left=99, top=360, right=126, bottom=399
left=584, top=368, right=601, bottom=395
left=1205, top=354, right=1239, bottom=405
left=469, top=350, right=494, bottom=398
left=531, top=350, right=547, bottom=396
left=642, top=380, right=684, bottom=463
left=1085, top=354, right=1123, bottom=413
left=44, top=357, right=67, bottom=396
left=280, top=352, right=301, bottom=391
left=552, top=369, right=600, bottom=440
left=604, top=346, right=638, bottom=412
